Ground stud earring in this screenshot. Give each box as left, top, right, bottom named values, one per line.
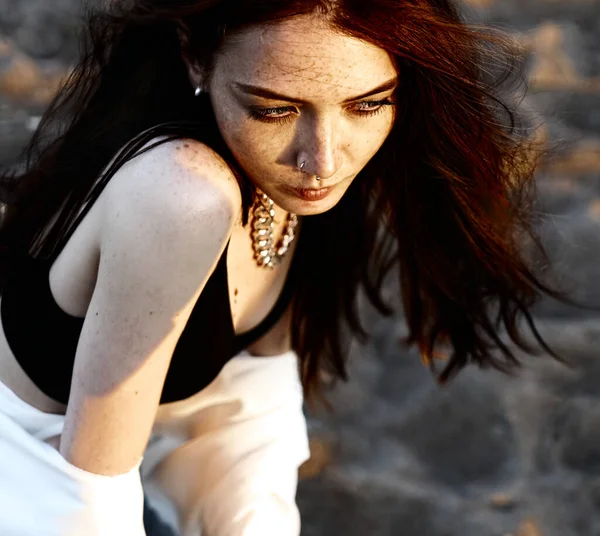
left=194, top=86, right=202, bottom=97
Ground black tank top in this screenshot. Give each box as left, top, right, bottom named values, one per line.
left=0, top=238, right=297, bottom=405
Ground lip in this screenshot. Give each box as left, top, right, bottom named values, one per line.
left=289, top=186, right=332, bottom=202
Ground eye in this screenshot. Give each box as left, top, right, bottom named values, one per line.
left=246, top=98, right=396, bottom=125
left=246, top=106, right=297, bottom=125
left=351, top=98, right=395, bottom=117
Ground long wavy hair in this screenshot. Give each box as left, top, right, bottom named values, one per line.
left=0, top=0, right=564, bottom=404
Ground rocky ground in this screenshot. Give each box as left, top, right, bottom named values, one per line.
left=2, top=1, right=600, bottom=535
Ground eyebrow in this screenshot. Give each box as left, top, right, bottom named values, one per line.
left=232, top=77, right=398, bottom=104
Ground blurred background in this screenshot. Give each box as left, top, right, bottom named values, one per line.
left=1, top=1, right=600, bottom=535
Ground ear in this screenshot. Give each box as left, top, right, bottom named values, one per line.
left=176, top=22, right=209, bottom=92
left=182, top=57, right=207, bottom=93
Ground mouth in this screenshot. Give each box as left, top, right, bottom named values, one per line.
left=289, top=186, right=332, bottom=202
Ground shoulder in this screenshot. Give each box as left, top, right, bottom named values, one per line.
left=103, top=137, right=242, bottom=226
left=96, top=137, right=243, bottom=280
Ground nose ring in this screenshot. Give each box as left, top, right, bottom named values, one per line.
left=299, top=161, right=320, bottom=181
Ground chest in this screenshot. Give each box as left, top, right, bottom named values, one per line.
left=226, top=223, right=296, bottom=335
left=46, top=200, right=298, bottom=345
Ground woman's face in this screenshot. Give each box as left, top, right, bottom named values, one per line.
left=208, top=15, right=397, bottom=216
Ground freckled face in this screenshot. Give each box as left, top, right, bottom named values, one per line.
left=208, top=15, right=397, bottom=216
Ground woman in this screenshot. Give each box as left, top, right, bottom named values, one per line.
left=0, top=0, right=562, bottom=534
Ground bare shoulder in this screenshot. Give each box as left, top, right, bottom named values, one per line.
left=102, top=137, right=242, bottom=237
left=148, top=138, right=242, bottom=208
left=96, top=136, right=242, bottom=309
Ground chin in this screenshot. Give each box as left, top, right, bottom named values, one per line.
left=291, top=201, right=338, bottom=216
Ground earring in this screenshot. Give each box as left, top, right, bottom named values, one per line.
left=194, top=86, right=202, bottom=97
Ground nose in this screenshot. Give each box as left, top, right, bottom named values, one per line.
left=298, top=116, right=343, bottom=180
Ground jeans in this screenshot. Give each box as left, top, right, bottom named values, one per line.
left=143, top=497, right=177, bottom=536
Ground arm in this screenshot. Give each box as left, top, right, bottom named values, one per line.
left=60, top=139, right=240, bottom=476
